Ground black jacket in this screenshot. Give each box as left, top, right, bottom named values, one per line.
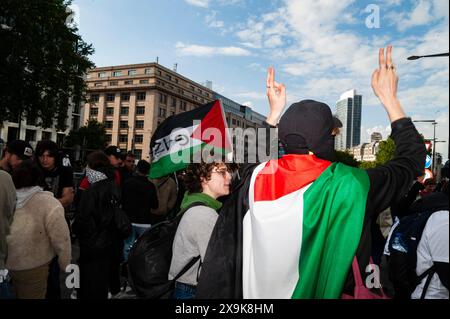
left=73, top=169, right=125, bottom=260
left=122, top=175, right=159, bottom=224
left=196, top=118, right=425, bottom=298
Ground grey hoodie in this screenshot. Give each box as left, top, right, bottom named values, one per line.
left=0, top=171, right=16, bottom=269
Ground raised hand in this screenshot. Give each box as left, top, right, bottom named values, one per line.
left=371, top=46, right=405, bottom=123
left=266, top=67, right=286, bottom=126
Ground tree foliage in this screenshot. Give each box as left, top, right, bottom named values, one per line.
left=335, top=150, right=359, bottom=167
left=375, top=137, right=396, bottom=165
left=64, top=119, right=107, bottom=151
left=0, top=0, right=94, bottom=130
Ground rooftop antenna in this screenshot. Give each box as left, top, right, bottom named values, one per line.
left=173, top=63, right=178, bottom=72
left=156, top=56, right=159, bottom=64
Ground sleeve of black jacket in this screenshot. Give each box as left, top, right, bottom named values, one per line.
left=343, top=117, right=426, bottom=296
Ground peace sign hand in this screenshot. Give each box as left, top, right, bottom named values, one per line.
left=266, top=67, right=286, bottom=126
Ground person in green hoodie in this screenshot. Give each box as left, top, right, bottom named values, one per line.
left=168, top=161, right=231, bottom=299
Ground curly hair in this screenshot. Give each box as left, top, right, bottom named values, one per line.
left=183, top=162, right=229, bottom=194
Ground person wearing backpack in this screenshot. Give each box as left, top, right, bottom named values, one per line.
left=168, top=161, right=231, bottom=299
left=385, top=171, right=449, bottom=299
left=73, top=151, right=131, bottom=299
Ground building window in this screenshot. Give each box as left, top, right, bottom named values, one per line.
left=106, top=107, right=114, bottom=116
left=112, top=71, right=122, bottom=77
left=133, top=149, right=142, bottom=160
left=98, top=72, right=107, bottom=78
left=166, top=74, right=172, bottom=81
left=25, top=129, right=36, bottom=142
left=135, top=120, right=144, bottom=129
left=106, top=93, right=115, bottom=102
left=180, top=100, right=187, bottom=111
left=159, top=107, right=166, bottom=118
left=139, top=79, right=149, bottom=84
left=106, top=134, right=112, bottom=143
left=120, top=107, right=129, bottom=115
left=171, top=111, right=175, bottom=116
left=175, top=78, right=179, bottom=84
left=90, top=94, right=99, bottom=102
left=41, top=131, right=52, bottom=141
left=105, top=121, right=113, bottom=129
left=121, top=92, right=130, bottom=101
left=90, top=107, right=98, bottom=116
left=159, top=93, right=167, bottom=104
left=109, top=81, right=118, bottom=86
left=119, top=135, right=128, bottom=143
left=137, top=92, right=146, bottom=101
left=128, top=70, right=137, bottom=76
left=232, top=119, right=236, bottom=125
left=120, top=121, right=128, bottom=129
left=145, top=68, right=153, bottom=75
left=136, top=106, right=145, bottom=115
left=124, top=80, right=133, bottom=85
left=157, top=70, right=162, bottom=76
left=134, top=135, right=143, bottom=144
left=94, top=82, right=103, bottom=87
left=171, top=98, right=177, bottom=108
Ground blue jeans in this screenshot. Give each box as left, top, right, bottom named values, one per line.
left=173, top=282, right=197, bottom=299
left=123, top=224, right=151, bottom=263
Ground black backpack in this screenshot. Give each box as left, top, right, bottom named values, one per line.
left=127, top=202, right=205, bottom=299
left=387, top=192, right=449, bottom=299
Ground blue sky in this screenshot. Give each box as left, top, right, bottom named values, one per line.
left=72, top=0, right=449, bottom=160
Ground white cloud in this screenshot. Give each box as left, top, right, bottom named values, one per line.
left=242, top=101, right=253, bottom=107
left=175, top=42, right=251, bottom=57
left=184, top=0, right=209, bottom=8
left=205, top=11, right=224, bottom=28
left=389, top=0, right=449, bottom=31
left=234, top=91, right=267, bottom=100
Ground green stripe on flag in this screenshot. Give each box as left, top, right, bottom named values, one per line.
left=149, top=144, right=229, bottom=179
left=291, top=163, right=370, bottom=299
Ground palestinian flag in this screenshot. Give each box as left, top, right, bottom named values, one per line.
left=149, top=100, right=232, bottom=179
left=243, top=155, right=370, bottom=299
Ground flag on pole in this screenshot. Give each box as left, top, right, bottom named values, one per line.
left=149, top=100, right=232, bottom=179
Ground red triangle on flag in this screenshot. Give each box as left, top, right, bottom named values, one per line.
left=191, top=100, right=231, bottom=150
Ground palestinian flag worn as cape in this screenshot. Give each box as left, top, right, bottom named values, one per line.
left=149, top=100, right=231, bottom=179
left=243, top=155, right=370, bottom=299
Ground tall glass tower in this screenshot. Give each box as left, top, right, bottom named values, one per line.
left=335, top=89, right=362, bottom=151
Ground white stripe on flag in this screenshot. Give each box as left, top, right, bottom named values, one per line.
left=243, top=162, right=312, bottom=299
left=152, top=125, right=201, bottom=161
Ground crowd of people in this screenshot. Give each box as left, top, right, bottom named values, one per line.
left=0, top=46, right=448, bottom=300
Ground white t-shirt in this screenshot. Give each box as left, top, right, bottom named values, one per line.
left=411, top=210, right=449, bottom=299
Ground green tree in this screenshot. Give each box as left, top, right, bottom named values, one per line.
left=0, top=0, right=94, bottom=131
left=359, top=161, right=377, bottom=169
left=375, top=137, right=396, bottom=165
left=64, top=119, right=107, bottom=151
left=335, top=150, right=359, bottom=167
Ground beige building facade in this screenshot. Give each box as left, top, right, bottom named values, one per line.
left=84, top=63, right=215, bottom=160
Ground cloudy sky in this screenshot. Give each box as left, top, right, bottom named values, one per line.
left=73, top=0, right=449, bottom=160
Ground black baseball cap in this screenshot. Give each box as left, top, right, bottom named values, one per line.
left=104, top=146, right=122, bottom=159
left=278, top=100, right=335, bottom=161
left=6, top=140, right=33, bottom=160
left=333, top=116, right=343, bottom=128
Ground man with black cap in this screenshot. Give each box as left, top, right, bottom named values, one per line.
left=0, top=140, right=33, bottom=173
left=196, top=46, right=426, bottom=299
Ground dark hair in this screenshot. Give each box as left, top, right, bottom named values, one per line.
left=136, top=160, right=150, bottom=175
left=183, top=162, right=228, bottom=194
left=35, top=140, right=60, bottom=166
left=12, top=160, right=43, bottom=189
left=87, top=151, right=111, bottom=170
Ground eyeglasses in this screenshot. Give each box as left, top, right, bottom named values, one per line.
left=212, top=169, right=231, bottom=177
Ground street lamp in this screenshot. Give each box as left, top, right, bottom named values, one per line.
left=413, top=120, right=439, bottom=174
left=407, top=53, right=449, bottom=60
